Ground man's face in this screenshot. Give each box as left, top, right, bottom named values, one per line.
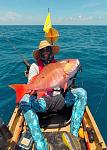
left=40, top=46, right=52, bottom=62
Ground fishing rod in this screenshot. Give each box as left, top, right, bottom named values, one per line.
left=0, top=32, right=31, bottom=69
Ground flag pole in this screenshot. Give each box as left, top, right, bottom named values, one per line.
left=48, top=8, right=53, bottom=45
left=44, top=9, right=59, bottom=44
left=47, top=8, right=53, bottom=45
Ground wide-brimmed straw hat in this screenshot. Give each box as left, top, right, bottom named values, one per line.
left=33, top=40, right=59, bottom=60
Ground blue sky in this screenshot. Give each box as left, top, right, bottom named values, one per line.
left=0, top=0, right=107, bottom=25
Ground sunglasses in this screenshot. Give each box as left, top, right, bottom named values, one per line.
left=41, top=46, right=52, bottom=53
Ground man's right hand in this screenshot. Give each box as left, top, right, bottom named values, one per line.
left=26, top=89, right=37, bottom=95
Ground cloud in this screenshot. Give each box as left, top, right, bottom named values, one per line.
left=0, top=11, right=107, bottom=25
left=78, top=15, right=93, bottom=21
left=55, top=15, right=107, bottom=25
left=0, top=11, right=36, bottom=25
left=0, top=11, right=21, bottom=23
left=55, top=15, right=93, bottom=24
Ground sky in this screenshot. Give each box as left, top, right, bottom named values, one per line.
left=0, top=0, right=107, bottom=25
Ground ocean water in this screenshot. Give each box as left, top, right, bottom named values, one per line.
left=0, top=25, right=107, bottom=143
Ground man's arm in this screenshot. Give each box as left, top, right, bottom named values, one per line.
left=28, top=63, right=39, bottom=82
left=27, top=63, right=39, bottom=95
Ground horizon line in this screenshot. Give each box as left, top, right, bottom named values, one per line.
left=0, top=24, right=107, bottom=26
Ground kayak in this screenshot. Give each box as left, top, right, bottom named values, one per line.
left=4, top=61, right=106, bottom=150
left=7, top=104, right=106, bottom=150
left=5, top=60, right=106, bottom=149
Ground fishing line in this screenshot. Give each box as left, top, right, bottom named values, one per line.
left=78, top=64, right=106, bottom=119
left=79, top=65, right=106, bottom=118
left=0, top=31, right=26, bottom=60
left=94, top=86, right=106, bottom=118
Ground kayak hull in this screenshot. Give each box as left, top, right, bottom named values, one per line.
left=7, top=105, right=106, bottom=150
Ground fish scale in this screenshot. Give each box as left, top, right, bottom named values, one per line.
left=29, top=62, right=65, bottom=90
left=9, top=59, right=80, bottom=103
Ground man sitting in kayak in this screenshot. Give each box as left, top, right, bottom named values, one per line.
left=20, top=40, right=87, bottom=150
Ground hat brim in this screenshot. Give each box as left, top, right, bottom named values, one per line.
left=33, top=45, right=59, bottom=60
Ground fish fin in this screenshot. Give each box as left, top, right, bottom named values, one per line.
left=9, top=84, right=27, bottom=103
left=37, top=91, right=46, bottom=99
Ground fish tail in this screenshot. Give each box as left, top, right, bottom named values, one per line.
left=9, top=84, right=27, bottom=103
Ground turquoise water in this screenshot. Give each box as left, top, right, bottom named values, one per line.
left=0, top=25, right=107, bottom=143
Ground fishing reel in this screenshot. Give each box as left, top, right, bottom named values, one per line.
left=23, top=59, right=31, bottom=77
left=86, top=127, right=95, bottom=143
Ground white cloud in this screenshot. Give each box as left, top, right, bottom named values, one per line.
left=0, top=11, right=107, bottom=25
left=0, top=11, right=21, bottom=23
left=0, top=11, right=36, bottom=25
left=77, top=15, right=93, bottom=21
left=54, top=15, right=107, bottom=25
left=56, top=15, right=93, bottom=23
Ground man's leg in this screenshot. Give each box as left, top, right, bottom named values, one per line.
left=65, top=88, right=87, bottom=137
left=20, top=94, right=48, bottom=150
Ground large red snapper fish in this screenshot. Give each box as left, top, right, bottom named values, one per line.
left=9, top=59, right=80, bottom=103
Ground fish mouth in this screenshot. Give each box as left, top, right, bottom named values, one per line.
left=76, top=59, right=80, bottom=66
left=69, top=59, right=80, bottom=73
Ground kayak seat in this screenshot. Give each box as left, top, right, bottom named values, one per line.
left=37, top=105, right=72, bottom=129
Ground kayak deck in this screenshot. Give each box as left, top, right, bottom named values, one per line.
left=7, top=105, right=106, bottom=150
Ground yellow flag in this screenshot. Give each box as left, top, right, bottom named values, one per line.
left=43, top=12, right=52, bottom=33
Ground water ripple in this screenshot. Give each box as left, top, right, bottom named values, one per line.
left=0, top=25, right=107, bottom=143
